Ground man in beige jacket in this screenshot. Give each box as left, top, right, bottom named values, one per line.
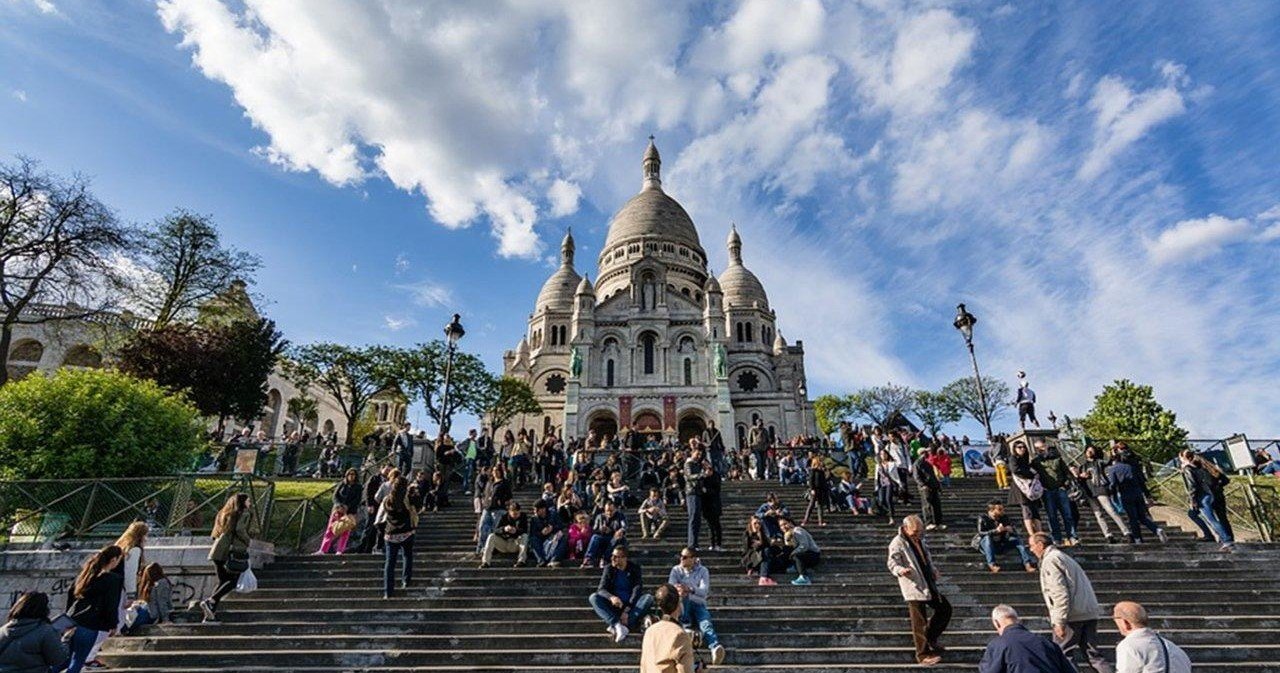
left=1029, top=532, right=1112, bottom=673
left=641, top=583, right=695, bottom=673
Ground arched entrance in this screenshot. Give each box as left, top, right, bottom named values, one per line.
left=678, top=412, right=706, bottom=444
left=589, top=411, right=618, bottom=442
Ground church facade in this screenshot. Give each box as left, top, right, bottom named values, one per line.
left=502, top=140, right=812, bottom=448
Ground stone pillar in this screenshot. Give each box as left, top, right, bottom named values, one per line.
left=563, top=380, right=580, bottom=441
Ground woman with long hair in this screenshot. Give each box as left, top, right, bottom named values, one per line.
left=873, top=451, right=898, bottom=522
left=125, top=562, right=173, bottom=632
left=802, top=457, right=829, bottom=528
left=200, top=493, right=252, bottom=622
left=377, top=476, right=416, bottom=598
left=1074, top=445, right=1130, bottom=543
left=65, top=545, right=124, bottom=673
left=0, top=591, right=68, bottom=671
left=1179, top=450, right=1235, bottom=551
left=740, top=515, right=766, bottom=577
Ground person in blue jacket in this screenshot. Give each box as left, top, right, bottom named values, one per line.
left=978, top=604, right=1076, bottom=673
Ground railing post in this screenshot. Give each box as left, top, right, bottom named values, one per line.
left=1243, top=472, right=1274, bottom=543
left=77, top=482, right=99, bottom=537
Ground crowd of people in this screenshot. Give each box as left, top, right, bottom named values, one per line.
left=6, top=415, right=1250, bottom=673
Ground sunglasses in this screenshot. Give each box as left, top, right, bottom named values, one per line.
left=680, top=554, right=694, bottom=559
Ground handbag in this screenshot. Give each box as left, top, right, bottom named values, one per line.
left=225, top=550, right=250, bottom=573
left=1013, top=475, right=1044, bottom=501
left=331, top=514, right=357, bottom=535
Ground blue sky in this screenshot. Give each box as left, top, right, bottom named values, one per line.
left=2, top=0, right=1278, bottom=437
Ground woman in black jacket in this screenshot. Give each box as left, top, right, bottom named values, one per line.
left=333, top=468, right=362, bottom=515
left=702, top=461, right=724, bottom=551
left=1006, top=441, right=1042, bottom=538
left=0, top=591, right=68, bottom=673
left=1179, top=450, right=1235, bottom=550
left=802, top=457, right=830, bottom=528
left=740, top=516, right=767, bottom=576
left=379, top=476, right=417, bottom=599
left=65, top=545, right=124, bottom=673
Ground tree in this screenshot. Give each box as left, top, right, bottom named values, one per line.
left=385, top=342, right=493, bottom=435
left=847, top=383, right=916, bottom=428
left=1081, top=379, right=1189, bottom=463
left=283, top=343, right=395, bottom=444
left=939, top=376, right=1011, bottom=433
left=116, top=318, right=286, bottom=430
left=0, top=368, right=205, bottom=479
left=0, top=157, right=131, bottom=387
left=812, top=394, right=851, bottom=436
left=133, top=210, right=260, bottom=327
left=475, top=376, right=542, bottom=434
left=286, top=395, right=319, bottom=435
left=912, top=390, right=962, bottom=437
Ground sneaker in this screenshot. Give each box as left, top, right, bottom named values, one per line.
left=757, top=576, right=777, bottom=586
left=1069, top=537, right=1080, bottom=546
left=919, top=655, right=942, bottom=666
left=925, top=524, right=937, bottom=531
left=548, top=561, right=561, bottom=568
left=791, top=575, right=811, bottom=586
left=1156, top=528, right=1168, bottom=543
left=478, top=562, right=490, bottom=569
left=199, top=599, right=216, bottom=622
left=1105, top=534, right=1117, bottom=544
left=711, top=643, right=726, bottom=665
left=1220, top=543, right=1236, bottom=552
left=642, top=615, right=655, bottom=630
left=987, top=564, right=1001, bottom=573
left=84, top=661, right=107, bottom=670
left=614, top=623, right=630, bottom=642
left=513, top=561, right=526, bottom=568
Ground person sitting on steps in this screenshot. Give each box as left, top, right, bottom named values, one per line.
left=665, top=547, right=727, bottom=666
left=584, top=500, right=628, bottom=568
left=479, top=501, right=529, bottom=568
left=975, top=501, right=1036, bottom=574
left=528, top=500, right=566, bottom=568
left=588, top=546, right=653, bottom=643
left=638, top=487, right=669, bottom=539
left=781, top=517, right=820, bottom=585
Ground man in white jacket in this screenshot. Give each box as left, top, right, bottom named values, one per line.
left=1029, top=532, right=1112, bottom=673
left=666, top=548, right=726, bottom=666
left=1112, top=601, right=1192, bottom=673
left=887, top=515, right=951, bottom=666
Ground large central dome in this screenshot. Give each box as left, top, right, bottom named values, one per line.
left=600, top=138, right=706, bottom=258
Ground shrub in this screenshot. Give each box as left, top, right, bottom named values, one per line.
left=0, top=368, right=206, bottom=480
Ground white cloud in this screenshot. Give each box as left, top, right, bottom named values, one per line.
left=842, top=8, right=977, bottom=117
left=395, top=279, right=453, bottom=308
left=11, top=89, right=28, bottom=103
left=1147, top=215, right=1253, bottom=265
left=1078, top=63, right=1190, bottom=181
left=1260, top=205, right=1280, bottom=242
left=393, top=253, right=410, bottom=274
left=547, top=179, right=581, bottom=218
left=12, top=0, right=57, bottom=14
left=383, top=314, right=416, bottom=331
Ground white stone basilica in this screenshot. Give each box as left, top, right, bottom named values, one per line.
left=502, top=140, right=813, bottom=448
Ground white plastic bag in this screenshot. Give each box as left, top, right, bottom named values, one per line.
left=234, top=567, right=258, bottom=593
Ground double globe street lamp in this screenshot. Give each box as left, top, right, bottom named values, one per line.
left=439, top=313, right=466, bottom=435
left=952, top=303, right=994, bottom=443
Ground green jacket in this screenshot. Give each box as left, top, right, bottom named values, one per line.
left=1033, top=449, right=1070, bottom=491
left=208, top=511, right=252, bottom=563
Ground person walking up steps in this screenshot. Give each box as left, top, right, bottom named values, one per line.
left=1112, top=601, right=1192, bottom=673
left=1029, top=532, right=1112, bottom=673
left=978, top=604, right=1075, bottom=673
left=888, top=514, right=951, bottom=666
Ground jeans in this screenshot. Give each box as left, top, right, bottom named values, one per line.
left=686, top=494, right=703, bottom=549
left=383, top=534, right=415, bottom=596
left=588, top=592, right=655, bottom=628
left=1088, top=495, right=1130, bottom=538
left=978, top=534, right=1034, bottom=566
left=793, top=550, right=820, bottom=577
left=1063, top=619, right=1113, bottom=673
left=1120, top=494, right=1160, bottom=541
left=476, top=509, right=501, bottom=553
left=397, top=450, right=413, bottom=475
left=463, top=459, right=477, bottom=493
left=1196, top=494, right=1234, bottom=544
left=681, top=598, right=720, bottom=648
left=920, top=487, right=943, bottom=527
left=586, top=534, right=625, bottom=562
left=759, top=545, right=790, bottom=578
left=753, top=451, right=768, bottom=479
left=358, top=506, right=382, bottom=553
left=530, top=532, right=566, bottom=564
left=1043, top=488, right=1077, bottom=542
left=876, top=484, right=896, bottom=518
left=63, top=625, right=102, bottom=673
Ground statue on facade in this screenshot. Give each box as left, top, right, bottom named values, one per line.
left=714, top=343, right=727, bottom=378
left=570, top=346, right=583, bottom=379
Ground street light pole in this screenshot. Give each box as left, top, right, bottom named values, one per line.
left=439, top=313, right=466, bottom=436
left=797, top=383, right=809, bottom=441
left=953, top=303, right=994, bottom=443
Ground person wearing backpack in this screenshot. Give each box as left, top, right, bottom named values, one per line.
left=0, top=591, right=68, bottom=673
left=1112, top=601, right=1191, bottom=673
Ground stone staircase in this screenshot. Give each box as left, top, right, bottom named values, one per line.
left=103, top=475, right=1280, bottom=672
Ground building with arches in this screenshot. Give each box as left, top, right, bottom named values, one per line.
left=502, top=139, right=812, bottom=447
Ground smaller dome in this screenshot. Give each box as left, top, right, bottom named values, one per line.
left=576, top=275, right=595, bottom=296
left=516, top=336, right=529, bottom=356
left=704, top=274, right=721, bottom=293
left=536, top=265, right=581, bottom=312
left=719, top=264, right=769, bottom=309
left=772, top=330, right=786, bottom=355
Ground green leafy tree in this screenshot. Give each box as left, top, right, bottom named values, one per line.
left=0, top=368, right=205, bottom=479
left=286, top=394, right=319, bottom=434
left=133, top=210, right=261, bottom=327
left=475, top=376, right=542, bottom=434
left=939, top=376, right=1011, bottom=433
left=0, top=157, right=131, bottom=387
left=847, top=384, right=915, bottom=428
left=1081, top=379, right=1189, bottom=463
left=282, top=343, right=395, bottom=444
left=812, top=394, right=851, bottom=436
left=385, top=342, right=492, bottom=435
left=116, top=318, right=286, bottom=431
left=912, top=390, right=962, bottom=437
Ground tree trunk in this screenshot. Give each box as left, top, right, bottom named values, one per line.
left=0, top=323, right=13, bottom=388
left=345, top=417, right=357, bottom=447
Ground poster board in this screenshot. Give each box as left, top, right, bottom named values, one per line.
left=234, top=448, right=259, bottom=474
left=962, top=446, right=996, bottom=476
left=1224, top=434, right=1252, bottom=472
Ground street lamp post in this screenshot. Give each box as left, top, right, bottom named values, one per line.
left=439, top=313, right=466, bottom=435
left=797, top=382, right=809, bottom=441
left=952, top=303, right=994, bottom=443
